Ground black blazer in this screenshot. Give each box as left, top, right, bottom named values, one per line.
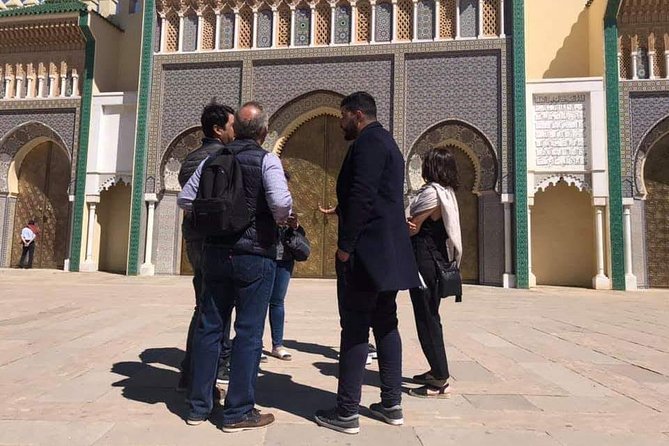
left=336, top=122, right=420, bottom=292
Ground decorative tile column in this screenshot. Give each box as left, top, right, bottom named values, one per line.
left=197, top=11, right=204, bottom=51
left=309, top=4, right=316, bottom=46
left=592, top=198, right=611, bottom=289
left=477, top=0, right=483, bottom=37
left=252, top=7, right=259, bottom=49
left=391, top=0, right=398, bottom=42
left=159, top=13, right=168, bottom=52
left=290, top=6, right=296, bottom=46
left=178, top=13, right=185, bottom=52
left=140, top=193, right=158, bottom=276
left=623, top=198, right=637, bottom=290
left=234, top=8, right=241, bottom=49
left=215, top=11, right=222, bottom=50
left=499, top=0, right=505, bottom=37
left=527, top=197, right=536, bottom=287
left=80, top=196, right=100, bottom=272
left=351, top=1, right=358, bottom=44
left=370, top=0, right=377, bottom=43
left=72, top=70, right=80, bottom=97
left=14, top=75, right=22, bottom=99
left=502, top=193, right=516, bottom=288
left=272, top=7, right=279, bottom=48
left=434, top=0, right=440, bottom=40
left=455, top=0, right=460, bottom=38
left=412, top=0, right=418, bottom=41
left=330, top=3, right=336, bottom=44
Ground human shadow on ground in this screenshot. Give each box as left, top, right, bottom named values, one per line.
left=282, top=339, right=339, bottom=360
left=313, top=361, right=418, bottom=396
left=210, top=369, right=337, bottom=427
left=111, top=347, right=189, bottom=422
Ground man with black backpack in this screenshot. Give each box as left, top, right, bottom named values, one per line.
left=176, top=100, right=235, bottom=393
left=177, top=101, right=292, bottom=432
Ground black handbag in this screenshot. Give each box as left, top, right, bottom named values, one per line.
left=429, top=247, right=463, bottom=302
left=282, top=227, right=311, bottom=262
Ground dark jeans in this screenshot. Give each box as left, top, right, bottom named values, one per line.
left=180, top=240, right=232, bottom=382
left=336, top=258, right=402, bottom=416
left=19, top=242, right=35, bottom=268
left=189, top=246, right=276, bottom=424
left=268, top=259, right=294, bottom=348
left=409, top=237, right=450, bottom=386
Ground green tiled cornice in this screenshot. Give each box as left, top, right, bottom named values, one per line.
left=126, top=0, right=155, bottom=275
left=68, top=9, right=95, bottom=271
left=512, top=0, right=528, bottom=288
left=605, top=0, right=625, bottom=290
left=0, top=0, right=87, bottom=18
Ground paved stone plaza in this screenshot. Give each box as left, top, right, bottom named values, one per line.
left=0, top=269, right=668, bottom=445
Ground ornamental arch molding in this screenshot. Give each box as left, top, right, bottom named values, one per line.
left=0, top=122, right=71, bottom=194
left=160, top=126, right=204, bottom=193
left=267, top=90, right=345, bottom=155
left=634, top=113, right=669, bottom=199
left=534, top=174, right=592, bottom=195
left=406, top=120, right=498, bottom=195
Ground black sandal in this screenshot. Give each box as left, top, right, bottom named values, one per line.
left=409, top=383, right=451, bottom=399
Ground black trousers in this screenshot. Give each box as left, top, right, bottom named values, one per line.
left=181, top=239, right=232, bottom=379
left=336, top=259, right=402, bottom=416
left=19, top=242, right=35, bottom=268
left=409, top=238, right=450, bottom=386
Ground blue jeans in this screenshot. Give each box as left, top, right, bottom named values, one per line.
left=269, top=260, right=294, bottom=348
left=188, top=246, right=276, bottom=424
left=180, top=240, right=232, bottom=383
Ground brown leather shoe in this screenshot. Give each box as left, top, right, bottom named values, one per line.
left=222, top=409, right=275, bottom=433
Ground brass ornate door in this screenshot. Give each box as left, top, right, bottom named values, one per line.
left=280, top=115, right=349, bottom=278
left=11, top=142, right=70, bottom=269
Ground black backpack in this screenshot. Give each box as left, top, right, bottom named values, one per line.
left=192, top=145, right=253, bottom=237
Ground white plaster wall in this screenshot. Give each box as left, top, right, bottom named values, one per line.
left=86, top=92, right=137, bottom=195
left=526, top=78, right=608, bottom=199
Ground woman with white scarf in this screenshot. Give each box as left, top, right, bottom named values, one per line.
left=406, top=148, right=462, bottom=398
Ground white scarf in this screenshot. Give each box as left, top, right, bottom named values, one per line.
left=408, top=183, right=463, bottom=267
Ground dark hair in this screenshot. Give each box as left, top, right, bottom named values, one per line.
left=421, top=147, right=459, bottom=190
left=200, top=99, right=234, bottom=138
left=233, top=101, right=268, bottom=140
left=340, top=91, right=377, bottom=118
left=28, top=219, right=35, bottom=225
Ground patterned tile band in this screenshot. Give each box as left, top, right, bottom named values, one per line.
left=512, top=0, right=528, bottom=288
left=127, top=0, right=156, bottom=275
left=605, top=0, right=624, bottom=290
left=68, top=11, right=95, bottom=272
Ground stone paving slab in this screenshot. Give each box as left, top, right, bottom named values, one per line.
left=1, top=269, right=668, bottom=445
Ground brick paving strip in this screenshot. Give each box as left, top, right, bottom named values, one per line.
left=0, top=269, right=668, bottom=445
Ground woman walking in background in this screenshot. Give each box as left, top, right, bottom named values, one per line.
left=406, top=148, right=462, bottom=398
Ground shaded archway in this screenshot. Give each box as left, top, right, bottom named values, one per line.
left=97, top=181, right=131, bottom=274
left=10, top=141, right=71, bottom=269
left=532, top=180, right=595, bottom=287
left=156, top=127, right=204, bottom=275
left=643, top=133, right=669, bottom=288
left=407, top=120, right=500, bottom=284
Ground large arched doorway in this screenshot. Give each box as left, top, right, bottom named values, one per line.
left=279, top=114, right=349, bottom=278
left=444, top=145, right=479, bottom=282
left=158, top=127, right=203, bottom=276
left=10, top=141, right=71, bottom=269
left=643, top=138, right=669, bottom=288
left=407, top=121, right=499, bottom=284
left=532, top=180, right=595, bottom=287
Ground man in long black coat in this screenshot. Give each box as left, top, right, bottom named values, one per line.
left=315, top=92, right=420, bottom=434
